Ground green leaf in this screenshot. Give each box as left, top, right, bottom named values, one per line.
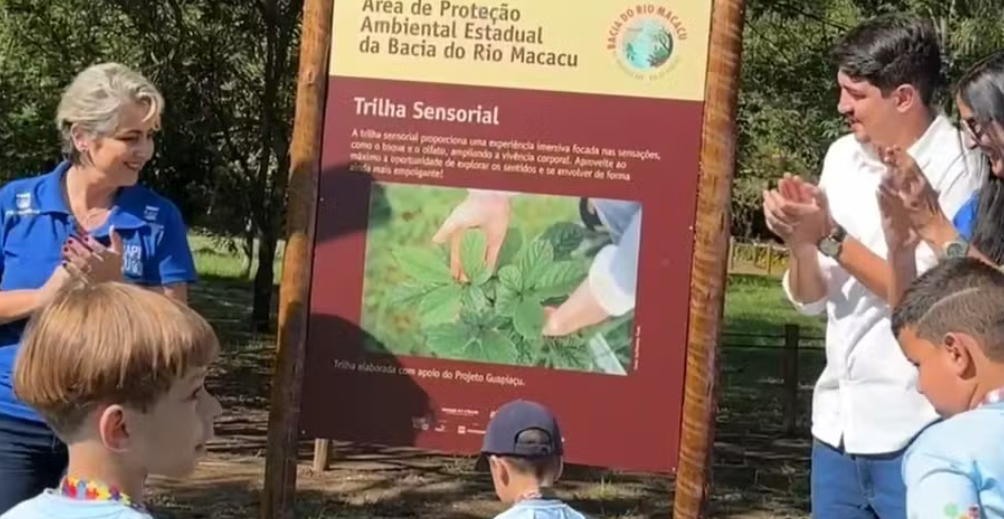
left=516, top=239, right=554, bottom=289
left=388, top=282, right=432, bottom=306
left=482, top=278, right=498, bottom=301
left=488, top=313, right=509, bottom=329
left=425, top=323, right=474, bottom=359
left=498, top=265, right=522, bottom=292
left=531, top=260, right=588, bottom=298
left=513, top=300, right=545, bottom=340
left=418, top=284, right=463, bottom=328
left=459, top=305, right=484, bottom=327
left=496, top=227, right=524, bottom=268
left=394, top=247, right=453, bottom=285
left=495, top=286, right=521, bottom=317
left=540, top=222, right=585, bottom=260
left=546, top=341, right=592, bottom=371
left=473, top=330, right=518, bottom=364
left=462, top=284, right=490, bottom=313
left=460, top=231, right=488, bottom=284
left=471, top=266, right=492, bottom=286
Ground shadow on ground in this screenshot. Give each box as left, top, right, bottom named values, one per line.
left=170, top=265, right=824, bottom=518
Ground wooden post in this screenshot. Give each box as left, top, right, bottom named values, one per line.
left=312, top=439, right=331, bottom=472
left=782, top=324, right=800, bottom=436
left=727, top=237, right=735, bottom=271
left=673, top=1, right=747, bottom=518
left=766, top=245, right=775, bottom=276
left=260, top=0, right=333, bottom=518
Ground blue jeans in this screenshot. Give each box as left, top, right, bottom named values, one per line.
left=0, top=414, right=67, bottom=514
left=811, top=439, right=907, bottom=519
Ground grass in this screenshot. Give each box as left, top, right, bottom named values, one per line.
left=724, top=274, right=825, bottom=341
left=146, top=233, right=823, bottom=519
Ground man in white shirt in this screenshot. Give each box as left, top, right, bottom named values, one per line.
left=762, top=14, right=984, bottom=519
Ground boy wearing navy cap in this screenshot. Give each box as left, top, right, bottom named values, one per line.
left=476, top=400, right=588, bottom=519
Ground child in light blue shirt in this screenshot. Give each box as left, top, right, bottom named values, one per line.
left=892, top=258, right=1004, bottom=519
left=475, top=400, right=589, bottom=519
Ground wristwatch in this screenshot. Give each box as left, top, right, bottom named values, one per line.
left=944, top=238, right=970, bottom=259
left=818, top=224, right=848, bottom=258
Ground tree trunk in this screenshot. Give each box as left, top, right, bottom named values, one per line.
left=242, top=230, right=255, bottom=279
left=252, top=229, right=277, bottom=331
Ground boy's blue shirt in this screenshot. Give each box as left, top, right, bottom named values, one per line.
left=0, top=491, right=153, bottom=519
left=902, top=401, right=1004, bottom=519
left=493, top=499, right=589, bottom=519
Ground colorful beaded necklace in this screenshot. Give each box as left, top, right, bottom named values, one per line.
left=59, top=476, right=145, bottom=512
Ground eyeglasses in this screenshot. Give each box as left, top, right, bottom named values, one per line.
left=962, top=117, right=987, bottom=143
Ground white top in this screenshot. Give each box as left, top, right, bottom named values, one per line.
left=782, top=115, right=985, bottom=454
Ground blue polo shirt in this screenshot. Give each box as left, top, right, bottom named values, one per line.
left=953, top=191, right=979, bottom=240
left=0, top=161, right=197, bottom=422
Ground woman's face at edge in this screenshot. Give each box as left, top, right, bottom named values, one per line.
left=957, top=94, right=1004, bottom=177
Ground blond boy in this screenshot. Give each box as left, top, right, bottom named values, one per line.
left=1, top=281, right=222, bottom=519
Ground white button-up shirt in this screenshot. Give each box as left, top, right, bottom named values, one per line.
left=782, top=115, right=985, bottom=454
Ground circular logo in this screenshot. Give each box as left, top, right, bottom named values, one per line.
left=608, top=5, right=688, bottom=80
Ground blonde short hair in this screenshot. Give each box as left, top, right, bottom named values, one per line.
left=56, top=62, right=165, bottom=163
left=13, top=281, right=218, bottom=437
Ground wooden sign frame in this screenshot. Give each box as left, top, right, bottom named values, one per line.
left=259, top=1, right=746, bottom=518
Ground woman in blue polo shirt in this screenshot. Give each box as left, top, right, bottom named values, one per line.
left=947, top=51, right=1004, bottom=263
left=0, top=63, right=197, bottom=512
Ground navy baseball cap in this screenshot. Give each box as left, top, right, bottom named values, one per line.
left=475, top=399, right=563, bottom=471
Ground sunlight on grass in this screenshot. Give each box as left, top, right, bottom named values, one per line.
left=189, top=233, right=285, bottom=281
left=724, top=274, right=825, bottom=339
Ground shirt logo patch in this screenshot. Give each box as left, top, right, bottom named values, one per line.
left=15, top=193, right=30, bottom=211
left=143, top=205, right=159, bottom=221
left=123, top=244, right=143, bottom=277
left=7, top=192, right=39, bottom=217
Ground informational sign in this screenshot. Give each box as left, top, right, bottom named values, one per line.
left=299, top=0, right=714, bottom=473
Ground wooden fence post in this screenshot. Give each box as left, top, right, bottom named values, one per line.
left=782, top=324, right=800, bottom=436
left=312, top=439, right=330, bottom=472
left=728, top=237, right=735, bottom=271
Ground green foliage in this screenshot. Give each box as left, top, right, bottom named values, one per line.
left=734, top=0, right=1004, bottom=240
left=390, top=222, right=628, bottom=373
left=0, top=0, right=304, bottom=321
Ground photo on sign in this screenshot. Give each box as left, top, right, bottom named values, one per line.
left=359, top=182, right=640, bottom=376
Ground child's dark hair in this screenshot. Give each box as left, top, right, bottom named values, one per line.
left=499, top=428, right=561, bottom=479
left=891, top=257, right=1004, bottom=360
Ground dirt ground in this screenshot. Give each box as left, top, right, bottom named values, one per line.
left=142, top=331, right=818, bottom=519
left=152, top=274, right=824, bottom=519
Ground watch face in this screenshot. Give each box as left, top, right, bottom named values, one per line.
left=819, top=238, right=839, bottom=257
left=946, top=241, right=968, bottom=258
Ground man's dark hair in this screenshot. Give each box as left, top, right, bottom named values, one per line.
left=832, top=13, right=942, bottom=106
left=891, top=258, right=1004, bottom=361
left=498, top=428, right=561, bottom=479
